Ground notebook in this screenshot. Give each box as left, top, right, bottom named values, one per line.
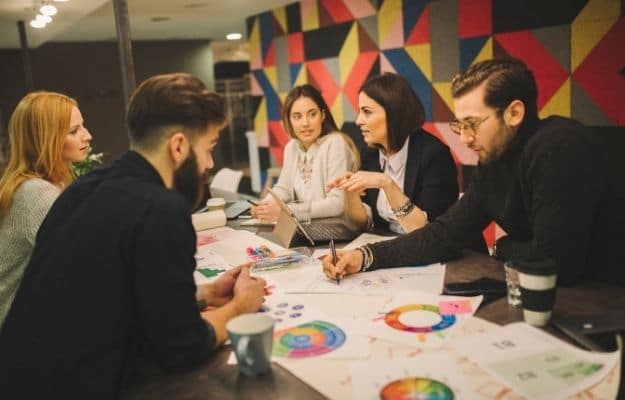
left=267, top=188, right=359, bottom=248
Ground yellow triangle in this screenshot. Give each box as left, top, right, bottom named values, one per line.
left=539, top=77, right=571, bottom=118
left=272, top=7, right=287, bottom=34
left=405, top=44, right=431, bottom=81
left=331, top=92, right=344, bottom=129
left=339, top=23, right=359, bottom=83
left=302, top=1, right=319, bottom=31
left=472, top=37, right=493, bottom=66
left=253, top=99, right=267, bottom=135
left=264, top=66, right=278, bottom=92
left=571, top=0, right=619, bottom=70
left=293, top=64, right=308, bottom=86
left=432, top=82, right=454, bottom=114
left=248, top=19, right=261, bottom=70
left=377, top=0, right=401, bottom=46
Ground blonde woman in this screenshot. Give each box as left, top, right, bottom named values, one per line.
left=251, top=84, right=360, bottom=222
left=0, top=91, right=92, bottom=327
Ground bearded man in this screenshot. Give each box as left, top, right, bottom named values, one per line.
left=0, top=73, right=266, bottom=398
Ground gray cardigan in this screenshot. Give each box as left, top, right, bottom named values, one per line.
left=0, top=178, right=60, bottom=327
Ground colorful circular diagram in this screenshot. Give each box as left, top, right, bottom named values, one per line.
left=273, top=320, right=345, bottom=358
left=380, top=377, right=454, bottom=400
left=384, top=304, right=456, bottom=333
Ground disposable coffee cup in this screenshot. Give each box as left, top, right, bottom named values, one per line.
left=226, top=313, right=274, bottom=376
left=206, top=197, right=226, bottom=211
left=503, top=261, right=522, bottom=307
left=515, top=258, right=558, bottom=327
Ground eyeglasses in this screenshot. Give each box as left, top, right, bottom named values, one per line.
left=449, top=115, right=490, bottom=137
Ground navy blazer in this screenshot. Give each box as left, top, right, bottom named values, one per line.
left=361, top=128, right=459, bottom=231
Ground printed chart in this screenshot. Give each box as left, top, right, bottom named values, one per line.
left=452, top=322, right=620, bottom=400
left=350, top=353, right=476, bottom=399
left=274, top=320, right=346, bottom=358
left=352, top=291, right=482, bottom=348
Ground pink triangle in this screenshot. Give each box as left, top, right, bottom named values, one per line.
left=250, top=74, right=263, bottom=96
left=379, top=53, right=396, bottom=73
left=380, top=16, right=403, bottom=49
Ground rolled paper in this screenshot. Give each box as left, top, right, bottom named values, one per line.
left=191, top=210, right=227, bottom=231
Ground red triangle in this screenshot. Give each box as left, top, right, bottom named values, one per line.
left=405, top=7, right=430, bottom=45
left=319, top=0, right=354, bottom=24
left=318, top=2, right=334, bottom=28
left=573, top=19, right=625, bottom=125
left=358, top=23, right=378, bottom=52
left=495, top=31, right=568, bottom=109
left=306, top=60, right=340, bottom=106
left=343, top=52, right=379, bottom=112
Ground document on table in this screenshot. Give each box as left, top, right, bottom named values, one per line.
left=349, top=290, right=483, bottom=348
left=283, top=263, right=446, bottom=296
left=349, top=353, right=478, bottom=400
left=452, top=322, right=620, bottom=400
left=196, top=227, right=287, bottom=266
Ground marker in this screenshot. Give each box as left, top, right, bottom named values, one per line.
left=330, top=239, right=340, bottom=285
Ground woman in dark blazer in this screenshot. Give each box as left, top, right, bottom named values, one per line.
left=327, top=73, right=462, bottom=235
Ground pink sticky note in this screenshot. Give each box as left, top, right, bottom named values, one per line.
left=438, top=300, right=473, bottom=315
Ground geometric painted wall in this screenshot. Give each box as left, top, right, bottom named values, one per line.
left=248, top=0, right=624, bottom=164
left=247, top=0, right=625, bottom=243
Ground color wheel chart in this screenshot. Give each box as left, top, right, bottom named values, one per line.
left=383, top=304, right=456, bottom=343
left=273, top=320, right=346, bottom=358
left=380, top=377, right=454, bottom=400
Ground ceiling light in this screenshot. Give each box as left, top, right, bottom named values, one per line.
left=30, top=19, right=46, bottom=28
left=53, top=0, right=69, bottom=2
left=36, top=13, right=52, bottom=24
left=226, top=32, right=242, bottom=41
left=40, top=4, right=58, bottom=16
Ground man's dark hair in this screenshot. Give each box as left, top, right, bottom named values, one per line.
left=451, top=58, right=538, bottom=119
left=282, top=84, right=338, bottom=139
left=359, top=73, right=425, bottom=153
left=127, top=73, right=226, bottom=149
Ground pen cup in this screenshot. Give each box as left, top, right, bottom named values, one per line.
left=227, top=314, right=274, bottom=376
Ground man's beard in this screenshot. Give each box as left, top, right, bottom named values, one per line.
left=173, top=149, right=206, bottom=210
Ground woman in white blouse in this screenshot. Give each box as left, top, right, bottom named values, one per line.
left=251, top=84, right=359, bottom=222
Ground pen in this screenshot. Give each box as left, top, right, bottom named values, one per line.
left=330, top=239, right=339, bottom=285
left=246, top=199, right=259, bottom=206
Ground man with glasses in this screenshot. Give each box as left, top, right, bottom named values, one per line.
left=323, top=57, right=625, bottom=286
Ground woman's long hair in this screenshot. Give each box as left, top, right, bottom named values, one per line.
left=0, top=91, right=76, bottom=216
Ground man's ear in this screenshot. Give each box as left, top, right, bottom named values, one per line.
left=504, top=99, right=525, bottom=128
left=168, top=132, right=189, bottom=166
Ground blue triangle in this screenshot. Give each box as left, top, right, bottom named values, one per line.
left=382, top=48, right=432, bottom=122
left=459, top=36, right=489, bottom=72
left=289, top=63, right=303, bottom=85
left=253, top=70, right=280, bottom=120
left=402, top=0, right=428, bottom=42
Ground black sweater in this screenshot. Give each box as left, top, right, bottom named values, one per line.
left=0, top=151, right=215, bottom=399
left=367, top=116, right=625, bottom=286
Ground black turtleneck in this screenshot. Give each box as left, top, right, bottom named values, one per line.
left=366, top=116, right=625, bottom=286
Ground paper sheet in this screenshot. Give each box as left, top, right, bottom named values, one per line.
left=350, top=291, right=483, bottom=348
left=239, top=218, right=276, bottom=227
left=193, top=249, right=232, bottom=284
left=285, top=263, right=446, bottom=296
left=196, top=227, right=287, bottom=266
left=349, top=353, right=478, bottom=400
left=452, top=322, right=620, bottom=400
left=191, top=210, right=226, bottom=231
